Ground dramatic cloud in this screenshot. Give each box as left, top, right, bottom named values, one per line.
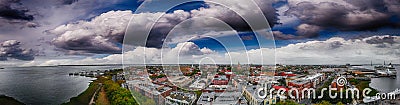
left=0, top=0, right=35, bottom=28
left=198, top=0, right=278, bottom=30
left=211, top=35, right=400, bottom=64
left=51, top=0, right=280, bottom=53
left=295, top=24, right=321, bottom=38
left=384, top=0, right=400, bottom=17
left=272, top=24, right=321, bottom=40
left=168, top=42, right=213, bottom=56
left=0, top=40, right=35, bottom=61
left=49, top=10, right=132, bottom=54
left=0, top=0, right=33, bottom=21
left=273, top=35, right=400, bottom=64
left=146, top=0, right=279, bottom=48
left=285, top=0, right=400, bottom=38
left=60, top=0, right=79, bottom=5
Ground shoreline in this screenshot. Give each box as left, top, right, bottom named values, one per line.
left=63, top=69, right=136, bottom=105
left=62, top=79, right=99, bottom=105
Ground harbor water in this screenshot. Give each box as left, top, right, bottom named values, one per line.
left=369, top=66, right=400, bottom=93
left=0, top=66, right=120, bottom=105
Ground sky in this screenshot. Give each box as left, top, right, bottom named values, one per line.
left=1, top=0, right=400, bottom=66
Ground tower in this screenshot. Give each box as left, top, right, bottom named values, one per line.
left=237, top=62, right=241, bottom=70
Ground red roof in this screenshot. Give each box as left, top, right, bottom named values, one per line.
left=154, top=77, right=167, bottom=82
left=273, top=86, right=289, bottom=91
left=275, top=72, right=296, bottom=77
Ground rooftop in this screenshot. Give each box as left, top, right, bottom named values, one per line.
left=166, top=91, right=196, bottom=103
left=197, top=92, right=243, bottom=105
left=132, top=81, right=172, bottom=95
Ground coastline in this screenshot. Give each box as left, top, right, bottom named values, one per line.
left=62, top=79, right=99, bottom=105
left=62, top=69, right=137, bottom=105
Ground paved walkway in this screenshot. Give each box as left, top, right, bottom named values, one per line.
left=89, top=83, right=103, bottom=105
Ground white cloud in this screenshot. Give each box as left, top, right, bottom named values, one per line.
left=0, top=40, right=35, bottom=61
left=49, top=10, right=133, bottom=54
left=274, top=35, right=400, bottom=64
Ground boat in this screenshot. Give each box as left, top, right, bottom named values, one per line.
left=374, top=62, right=397, bottom=77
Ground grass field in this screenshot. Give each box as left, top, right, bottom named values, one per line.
left=62, top=80, right=100, bottom=105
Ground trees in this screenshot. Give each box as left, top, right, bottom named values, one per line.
left=103, top=79, right=137, bottom=105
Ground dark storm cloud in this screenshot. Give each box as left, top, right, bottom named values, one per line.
left=0, top=40, right=35, bottom=61
left=52, top=34, right=123, bottom=54
left=287, top=1, right=393, bottom=31
left=0, top=0, right=33, bottom=21
left=0, top=0, right=83, bottom=27
left=146, top=0, right=279, bottom=48
left=344, top=0, right=386, bottom=12
left=285, top=0, right=400, bottom=39
left=384, top=0, right=400, bottom=16
left=61, top=0, right=78, bottom=5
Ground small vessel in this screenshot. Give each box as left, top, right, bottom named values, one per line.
left=79, top=70, right=86, bottom=76
left=375, top=61, right=397, bottom=77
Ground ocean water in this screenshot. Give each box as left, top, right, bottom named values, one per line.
left=0, top=66, right=120, bottom=105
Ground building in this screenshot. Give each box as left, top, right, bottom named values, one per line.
left=130, top=81, right=173, bottom=105
left=288, top=79, right=312, bottom=89
left=304, top=73, right=325, bottom=88
left=212, top=75, right=229, bottom=85
left=170, top=76, right=193, bottom=87
left=331, top=78, right=344, bottom=90
left=286, top=73, right=325, bottom=100
left=189, top=79, right=207, bottom=90
left=197, top=91, right=247, bottom=105
left=165, top=91, right=196, bottom=105
left=275, top=72, right=296, bottom=77
left=242, top=82, right=277, bottom=105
